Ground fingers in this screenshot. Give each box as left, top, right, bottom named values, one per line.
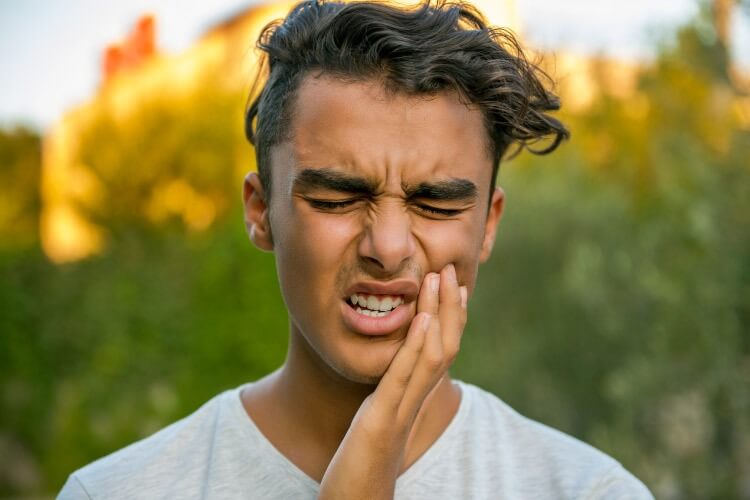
left=438, top=264, right=467, bottom=365
left=398, top=304, right=443, bottom=422
left=398, top=264, right=468, bottom=421
left=370, top=312, right=431, bottom=414
left=371, top=265, right=469, bottom=424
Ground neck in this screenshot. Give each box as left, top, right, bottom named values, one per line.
left=241, top=321, right=462, bottom=484
left=266, top=325, right=458, bottom=454
left=274, top=328, right=380, bottom=447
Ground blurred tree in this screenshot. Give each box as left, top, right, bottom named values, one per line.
left=75, top=75, right=249, bottom=236
left=455, top=4, right=750, bottom=499
left=0, top=127, right=41, bottom=251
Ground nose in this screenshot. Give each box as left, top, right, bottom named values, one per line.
left=358, top=201, right=416, bottom=274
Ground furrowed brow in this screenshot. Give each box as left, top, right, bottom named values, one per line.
left=404, top=178, right=478, bottom=202
left=292, top=168, right=378, bottom=195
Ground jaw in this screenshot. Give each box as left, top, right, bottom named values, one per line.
left=285, top=293, right=423, bottom=389
left=286, top=320, right=396, bottom=387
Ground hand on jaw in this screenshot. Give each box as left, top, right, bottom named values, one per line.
left=318, top=263, right=468, bottom=500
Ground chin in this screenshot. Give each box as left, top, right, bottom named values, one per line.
left=329, top=340, right=401, bottom=386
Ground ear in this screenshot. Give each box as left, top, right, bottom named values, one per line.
left=243, top=172, right=274, bottom=252
left=479, top=187, right=505, bottom=263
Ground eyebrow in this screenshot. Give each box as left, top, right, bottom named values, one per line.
left=293, top=168, right=378, bottom=196
left=293, top=167, right=478, bottom=202
left=403, top=179, right=478, bottom=202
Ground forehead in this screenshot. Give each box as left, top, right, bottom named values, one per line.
left=275, top=74, right=494, bottom=191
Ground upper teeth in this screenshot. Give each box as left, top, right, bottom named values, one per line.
left=349, top=294, right=403, bottom=312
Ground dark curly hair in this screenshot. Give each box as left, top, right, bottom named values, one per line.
left=245, top=0, right=568, bottom=201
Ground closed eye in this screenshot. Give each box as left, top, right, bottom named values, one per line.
left=306, top=198, right=464, bottom=217
left=415, top=204, right=463, bottom=217
left=307, top=199, right=358, bottom=210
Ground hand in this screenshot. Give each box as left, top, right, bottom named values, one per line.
left=318, top=264, right=468, bottom=500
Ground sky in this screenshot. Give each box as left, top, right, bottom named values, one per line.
left=1, top=0, right=748, bottom=131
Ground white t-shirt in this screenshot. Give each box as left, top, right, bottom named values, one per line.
left=58, top=379, right=653, bottom=499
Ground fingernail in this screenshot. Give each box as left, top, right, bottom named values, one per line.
left=447, top=263, right=457, bottom=283
left=460, top=286, right=467, bottom=308
left=430, top=274, right=440, bottom=292
left=422, top=313, right=432, bottom=331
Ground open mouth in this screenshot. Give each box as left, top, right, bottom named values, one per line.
left=346, top=293, right=404, bottom=318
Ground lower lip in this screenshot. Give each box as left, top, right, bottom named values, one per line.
left=340, top=300, right=414, bottom=336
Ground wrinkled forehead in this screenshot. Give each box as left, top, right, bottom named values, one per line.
left=271, top=74, right=494, bottom=195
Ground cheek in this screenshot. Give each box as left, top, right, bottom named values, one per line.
left=295, top=214, right=359, bottom=266
left=274, top=211, right=359, bottom=299
left=414, top=217, right=484, bottom=287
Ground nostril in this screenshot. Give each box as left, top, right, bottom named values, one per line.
left=362, top=256, right=384, bottom=268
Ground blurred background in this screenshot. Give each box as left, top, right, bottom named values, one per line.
left=1, top=0, right=749, bottom=498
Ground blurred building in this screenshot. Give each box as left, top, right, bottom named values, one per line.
left=41, top=0, right=639, bottom=263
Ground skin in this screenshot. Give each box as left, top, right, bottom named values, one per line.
left=242, top=74, right=505, bottom=498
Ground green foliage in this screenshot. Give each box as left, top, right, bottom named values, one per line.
left=1, top=7, right=748, bottom=499
left=0, top=126, right=41, bottom=250
left=1, top=224, right=289, bottom=495
left=454, top=11, right=749, bottom=499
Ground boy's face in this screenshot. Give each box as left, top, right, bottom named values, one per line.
left=244, top=75, right=504, bottom=384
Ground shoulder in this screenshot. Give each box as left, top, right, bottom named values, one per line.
left=57, top=387, right=240, bottom=500
left=455, top=381, right=653, bottom=499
